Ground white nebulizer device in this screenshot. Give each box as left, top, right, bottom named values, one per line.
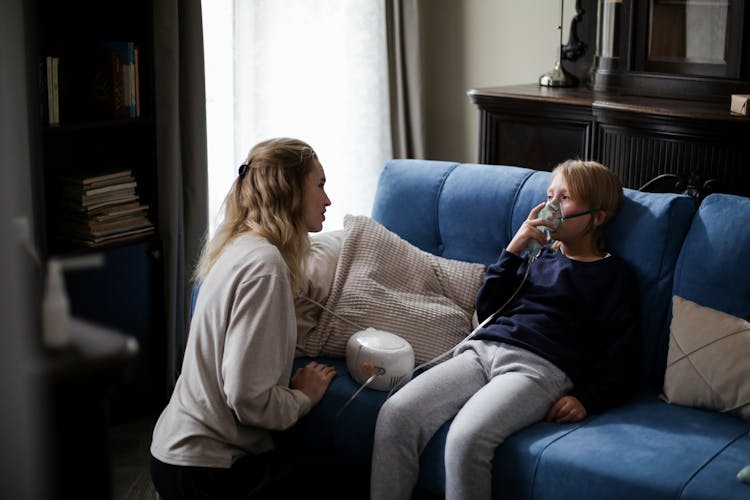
left=346, top=328, right=414, bottom=391
left=526, top=198, right=563, bottom=260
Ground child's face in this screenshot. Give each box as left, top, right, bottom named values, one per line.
left=546, top=173, right=596, bottom=243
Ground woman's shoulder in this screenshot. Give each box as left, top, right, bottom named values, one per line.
left=219, top=233, right=287, bottom=276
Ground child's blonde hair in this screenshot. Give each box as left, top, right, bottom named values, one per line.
left=552, top=159, right=623, bottom=252
left=194, top=138, right=318, bottom=293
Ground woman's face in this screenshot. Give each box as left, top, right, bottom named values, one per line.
left=302, top=160, right=331, bottom=232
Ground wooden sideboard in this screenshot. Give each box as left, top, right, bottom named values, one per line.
left=468, top=84, right=750, bottom=200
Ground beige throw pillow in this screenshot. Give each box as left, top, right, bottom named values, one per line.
left=661, top=295, right=750, bottom=421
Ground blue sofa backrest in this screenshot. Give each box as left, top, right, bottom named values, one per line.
left=673, top=193, right=750, bottom=322
left=371, top=159, right=697, bottom=385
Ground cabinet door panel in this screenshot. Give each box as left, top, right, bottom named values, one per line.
left=483, top=114, right=591, bottom=171
left=594, top=117, right=750, bottom=198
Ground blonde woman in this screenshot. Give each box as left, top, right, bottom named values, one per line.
left=150, top=138, right=343, bottom=499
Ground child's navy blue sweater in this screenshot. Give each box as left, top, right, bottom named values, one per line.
left=473, top=247, right=639, bottom=413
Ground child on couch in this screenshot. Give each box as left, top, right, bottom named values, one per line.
left=370, top=160, right=639, bottom=500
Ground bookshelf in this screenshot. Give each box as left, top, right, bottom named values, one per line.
left=35, top=0, right=156, bottom=252
left=33, top=0, right=165, bottom=420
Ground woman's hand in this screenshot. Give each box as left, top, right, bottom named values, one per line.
left=506, top=201, right=556, bottom=256
left=291, top=361, right=336, bottom=407
left=545, top=395, right=587, bottom=423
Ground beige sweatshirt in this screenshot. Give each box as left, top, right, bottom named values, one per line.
left=150, top=233, right=311, bottom=468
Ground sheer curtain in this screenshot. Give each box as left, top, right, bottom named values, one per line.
left=202, top=0, right=392, bottom=234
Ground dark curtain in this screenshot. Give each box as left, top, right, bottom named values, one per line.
left=153, top=0, right=208, bottom=387
left=386, top=0, right=426, bottom=159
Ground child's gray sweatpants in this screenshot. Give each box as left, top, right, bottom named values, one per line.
left=370, top=339, right=573, bottom=500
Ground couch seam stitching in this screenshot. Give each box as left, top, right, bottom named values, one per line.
left=677, top=428, right=748, bottom=498
left=530, top=418, right=593, bottom=499
left=432, top=163, right=459, bottom=256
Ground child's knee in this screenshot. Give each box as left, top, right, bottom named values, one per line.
left=445, top=420, right=495, bottom=467
left=377, top=396, right=415, bottom=432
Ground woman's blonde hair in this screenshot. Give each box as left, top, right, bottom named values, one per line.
left=194, top=138, right=318, bottom=293
left=551, top=159, right=623, bottom=252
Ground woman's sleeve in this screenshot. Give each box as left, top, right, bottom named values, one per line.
left=221, top=273, right=311, bottom=431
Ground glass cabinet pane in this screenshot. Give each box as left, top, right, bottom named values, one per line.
left=643, top=0, right=741, bottom=77
left=649, top=0, right=729, bottom=65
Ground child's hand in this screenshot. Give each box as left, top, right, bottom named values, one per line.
left=291, top=361, right=336, bottom=407
left=545, top=395, right=587, bottom=423
left=506, top=202, right=557, bottom=256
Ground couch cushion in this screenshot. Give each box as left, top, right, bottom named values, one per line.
left=528, top=393, right=749, bottom=500
left=604, top=190, right=696, bottom=385
left=414, top=391, right=750, bottom=500
left=435, top=163, right=537, bottom=265
left=371, top=160, right=459, bottom=256
left=372, top=160, right=536, bottom=265
left=673, top=193, right=750, bottom=321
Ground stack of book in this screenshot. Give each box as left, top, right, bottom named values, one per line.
left=57, top=168, right=154, bottom=247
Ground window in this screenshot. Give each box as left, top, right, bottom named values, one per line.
left=202, top=0, right=392, bottom=234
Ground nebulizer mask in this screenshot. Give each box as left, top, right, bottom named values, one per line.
left=527, top=198, right=564, bottom=261
left=526, top=197, right=603, bottom=261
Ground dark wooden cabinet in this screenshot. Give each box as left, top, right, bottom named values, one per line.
left=468, top=84, right=750, bottom=200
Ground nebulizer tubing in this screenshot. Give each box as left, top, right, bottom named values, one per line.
left=298, top=295, right=366, bottom=333
left=562, top=208, right=600, bottom=220
left=336, top=368, right=385, bottom=417
left=385, top=261, right=533, bottom=399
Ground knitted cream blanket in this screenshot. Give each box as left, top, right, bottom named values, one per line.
left=303, top=214, right=486, bottom=365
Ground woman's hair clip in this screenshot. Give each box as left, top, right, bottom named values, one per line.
left=238, top=163, right=249, bottom=179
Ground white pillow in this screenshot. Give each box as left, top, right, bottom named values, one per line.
left=294, top=230, right=344, bottom=356
left=661, top=295, right=750, bottom=421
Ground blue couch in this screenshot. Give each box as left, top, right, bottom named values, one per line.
left=290, top=159, right=750, bottom=499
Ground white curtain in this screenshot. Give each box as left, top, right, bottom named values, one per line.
left=203, top=0, right=392, bottom=234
